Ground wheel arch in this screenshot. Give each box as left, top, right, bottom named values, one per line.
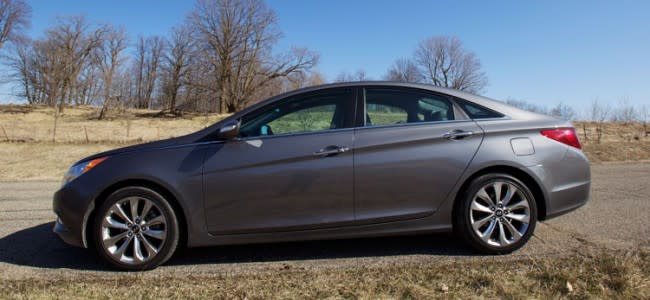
left=452, top=165, right=547, bottom=221
left=84, top=178, right=189, bottom=250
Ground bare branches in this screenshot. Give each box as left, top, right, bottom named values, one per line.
left=589, top=98, right=611, bottom=143
left=2, top=1, right=320, bottom=115
left=189, top=0, right=318, bottom=113
left=96, top=25, right=127, bottom=119
left=0, top=0, right=30, bottom=49
left=133, top=36, right=164, bottom=109
left=414, top=36, right=487, bottom=94
left=549, top=103, right=576, bottom=121
left=384, top=58, right=421, bottom=82
left=160, top=25, right=194, bottom=114
left=335, top=69, right=369, bottom=82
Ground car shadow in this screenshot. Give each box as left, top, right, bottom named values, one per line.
left=0, top=222, right=476, bottom=271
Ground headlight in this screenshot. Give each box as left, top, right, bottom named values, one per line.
left=62, top=157, right=108, bottom=186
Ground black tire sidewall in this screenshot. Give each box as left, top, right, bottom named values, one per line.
left=455, top=173, right=537, bottom=254
left=92, top=186, right=179, bottom=271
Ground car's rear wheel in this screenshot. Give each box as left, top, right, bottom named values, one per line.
left=92, top=186, right=179, bottom=270
left=454, top=173, right=537, bottom=254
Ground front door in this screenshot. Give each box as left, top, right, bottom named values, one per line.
left=203, top=88, right=356, bottom=234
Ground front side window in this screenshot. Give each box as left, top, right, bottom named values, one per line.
left=239, top=89, right=352, bottom=138
left=365, top=88, right=454, bottom=126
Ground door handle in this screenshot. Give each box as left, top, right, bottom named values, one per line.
left=313, top=145, right=350, bottom=157
left=443, top=130, right=474, bottom=140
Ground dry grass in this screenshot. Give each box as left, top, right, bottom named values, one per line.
left=0, top=105, right=649, bottom=180
left=0, top=143, right=119, bottom=180
left=0, top=105, right=226, bottom=143
left=1, top=249, right=648, bottom=299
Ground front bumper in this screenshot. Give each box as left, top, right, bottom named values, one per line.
left=52, top=180, right=96, bottom=248
left=53, top=216, right=84, bottom=247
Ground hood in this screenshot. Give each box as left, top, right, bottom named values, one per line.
left=74, top=128, right=211, bottom=165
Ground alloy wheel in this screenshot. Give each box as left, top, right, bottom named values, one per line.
left=469, top=181, right=531, bottom=247
left=100, top=196, right=167, bottom=264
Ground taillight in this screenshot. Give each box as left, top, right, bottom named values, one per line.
left=541, top=128, right=582, bottom=149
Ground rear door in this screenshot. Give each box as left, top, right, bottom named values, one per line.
left=353, top=87, right=483, bottom=223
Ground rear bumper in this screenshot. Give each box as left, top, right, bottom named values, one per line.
left=544, top=180, right=590, bottom=219
left=528, top=148, right=591, bottom=220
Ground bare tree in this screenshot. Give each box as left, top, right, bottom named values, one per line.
left=45, top=16, right=106, bottom=111
left=611, top=97, right=636, bottom=124
left=160, top=25, right=193, bottom=114
left=589, top=98, right=610, bottom=143
left=384, top=58, right=421, bottom=82
left=638, top=104, right=648, bottom=137
left=549, top=102, right=576, bottom=121
left=0, top=0, right=30, bottom=49
left=414, top=36, right=487, bottom=94
left=189, top=0, right=318, bottom=113
left=133, top=35, right=164, bottom=109
left=7, top=44, right=40, bottom=103
left=505, top=98, right=548, bottom=114
left=96, top=25, right=127, bottom=119
left=335, top=69, right=369, bottom=82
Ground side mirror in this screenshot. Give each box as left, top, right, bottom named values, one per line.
left=217, top=120, right=240, bottom=140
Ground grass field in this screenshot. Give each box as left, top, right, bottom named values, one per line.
left=1, top=249, right=647, bottom=299
left=0, top=104, right=648, bottom=180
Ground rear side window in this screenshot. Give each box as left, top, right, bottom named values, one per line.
left=364, top=88, right=454, bottom=126
left=456, top=99, right=504, bottom=119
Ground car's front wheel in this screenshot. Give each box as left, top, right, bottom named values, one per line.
left=92, top=186, right=179, bottom=270
left=454, top=173, right=537, bottom=254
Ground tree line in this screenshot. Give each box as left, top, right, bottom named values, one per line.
left=1, top=0, right=321, bottom=118
left=0, top=0, right=646, bottom=126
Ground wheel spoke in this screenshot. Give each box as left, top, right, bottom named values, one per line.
left=471, top=200, right=493, bottom=213
left=133, top=236, right=145, bottom=262
left=503, top=218, right=523, bottom=240
left=480, top=220, right=497, bottom=242
left=145, top=215, right=165, bottom=226
left=141, top=236, right=159, bottom=256
left=473, top=214, right=493, bottom=231
left=507, top=213, right=530, bottom=223
left=114, top=235, right=133, bottom=258
left=144, top=229, right=165, bottom=240
left=141, top=201, right=153, bottom=219
left=501, top=184, right=517, bottom=206
left=129, top=198, right=140, bottom=222
left=112, top=204, right=132, bottom=224
left=493, top=182, right=503, bottom=204
left=103, top=231, right=128, bottom=247
left=103, top=216, right=129, bottom=230
left=476, top=188, right=495, bottom=207
left=507, top=199, right=529, bottom=211
left=498, top=221, right=510, bottom=245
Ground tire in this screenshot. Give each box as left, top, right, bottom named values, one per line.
left=454, top=173, right=537, bottom=254
left=92, top=186, right=180, bottom=270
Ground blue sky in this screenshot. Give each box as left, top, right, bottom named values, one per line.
left=11, top=0, right=650, bottom=112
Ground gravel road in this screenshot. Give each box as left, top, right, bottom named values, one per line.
left=0, top=163, right=648, bottom=279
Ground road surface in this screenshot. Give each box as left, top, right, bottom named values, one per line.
left=0, top=162, right=648, bottom=279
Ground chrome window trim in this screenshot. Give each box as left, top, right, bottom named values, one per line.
left=354, top=119, right=476, bottom=132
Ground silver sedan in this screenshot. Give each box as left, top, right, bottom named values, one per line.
left=53, top=82, right=590, bottom=270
